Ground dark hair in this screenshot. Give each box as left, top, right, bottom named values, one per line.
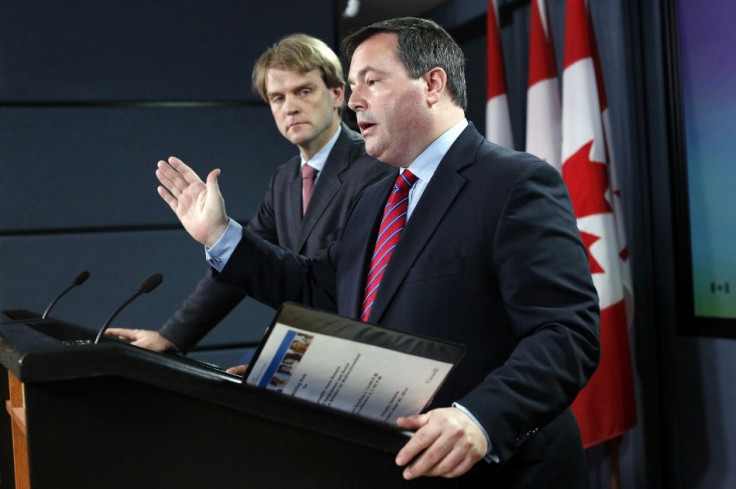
left=341, top=17, right=467, bottom=110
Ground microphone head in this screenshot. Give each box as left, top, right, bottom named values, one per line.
left=73, top=270, right=91, bottom=286
left=139, top=272, right=163, bottom=294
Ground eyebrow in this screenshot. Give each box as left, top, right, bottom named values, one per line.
left=267, top=82, right=318, bottom=97
left=347, top=66, right=383, bottom=85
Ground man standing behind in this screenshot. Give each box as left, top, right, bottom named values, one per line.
left=107, top=34, right=390, bottom=356
left=154, top=18, right=599, bottom=487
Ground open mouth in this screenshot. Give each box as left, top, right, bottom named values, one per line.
left=357, top=121, right=376, bottom=133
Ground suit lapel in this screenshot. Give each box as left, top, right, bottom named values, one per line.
left=297, top=124, right=352, bottom=251
left=367, top=125, right=482, bottom=323
left=285, top=155, right=304, bottom=247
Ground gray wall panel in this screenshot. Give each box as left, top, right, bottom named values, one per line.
left=0, top=0, right=334, bottom=102
left=0, top=1, right=336, bottom=485
left=0, top=230, right=275, bottom=344
left=0, top=105, right=294, bottom=231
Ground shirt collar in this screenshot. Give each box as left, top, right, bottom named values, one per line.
left=401, top=119, right=468, bottom=182
left=300, top=125, right=342, bottom=173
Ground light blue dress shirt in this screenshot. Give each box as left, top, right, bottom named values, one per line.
left=299, top=123, right=342, bottom=183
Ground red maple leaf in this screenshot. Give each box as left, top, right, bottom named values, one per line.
left=562, top=140, right=612, bottom=219
left=579, top=230, right=604, bottom=274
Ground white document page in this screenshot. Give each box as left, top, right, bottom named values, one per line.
left=245, top=322, right=455, bottom=423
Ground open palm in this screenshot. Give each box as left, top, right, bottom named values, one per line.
left=156, top=156, right=229, bottom=247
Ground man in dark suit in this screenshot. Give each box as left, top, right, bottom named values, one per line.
left=154, top=18, right=599, bottom=487
left=106, top=34, right=390, bottom=358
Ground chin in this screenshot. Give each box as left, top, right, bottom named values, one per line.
left=288, top=134, right=311, bottom=146
left=364, top=141, right=383, bottom=158
left=370, top=152, right=397, bottom=166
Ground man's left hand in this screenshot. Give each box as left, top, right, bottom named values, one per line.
left=395, top=407, right=487, bottom=479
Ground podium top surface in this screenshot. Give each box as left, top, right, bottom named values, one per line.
left=0, top=311, right=411, bottom=454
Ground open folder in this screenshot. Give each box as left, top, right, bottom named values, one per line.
left=243, top=303, right=465, bottom=424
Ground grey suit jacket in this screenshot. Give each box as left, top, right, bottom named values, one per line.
left=160, top=123, right=391, bottom=351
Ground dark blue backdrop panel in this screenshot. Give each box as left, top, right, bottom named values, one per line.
left=459, top=35, right=487, bottom=136
left=0, top=0, right=335, bottom=102
left=0, top=229, right=276, bottom=346
left=0, top=105, right=295, bottom=232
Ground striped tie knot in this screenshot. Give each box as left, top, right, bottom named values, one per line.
left=393, top=170, right=418, bottom=194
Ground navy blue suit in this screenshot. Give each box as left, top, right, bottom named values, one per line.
left=218, top=124, right=599, bottom=487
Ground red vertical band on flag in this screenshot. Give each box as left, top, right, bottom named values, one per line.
left=562, top=0, right=636, bottom=448
left=563, top=0, right=593, bottom=69
left=571, top=300, right=636, bottom=445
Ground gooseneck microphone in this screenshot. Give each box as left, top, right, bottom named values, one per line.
left=42, top=270, right=91, bottom=319
left=93, top=272, right=163, bottom=344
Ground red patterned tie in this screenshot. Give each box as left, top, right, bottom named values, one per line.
left=361, top=170, right=418, bottom=322
left=301, top=164, right=318, bottom=215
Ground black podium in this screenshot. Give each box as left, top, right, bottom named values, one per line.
left=0, top=312, right=456, bottom=489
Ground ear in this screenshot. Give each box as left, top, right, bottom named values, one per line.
left=331, top=85, right=345, bottom=109
left=422, top=67, right=448, bottom=107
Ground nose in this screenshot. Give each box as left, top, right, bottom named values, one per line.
left=348, top=86, right=364, bottom=112
left=284, top=94, right=300, bottom=115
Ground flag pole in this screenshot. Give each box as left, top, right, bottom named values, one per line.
left=609, top=436, right=622, bottom=489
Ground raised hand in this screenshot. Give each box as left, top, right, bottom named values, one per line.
left=156, top=156, right=229, bottom=247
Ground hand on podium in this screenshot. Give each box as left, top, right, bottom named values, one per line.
left=395, top=407, right=488, bottom=480
left=105, top=328, right=174, bottom=352
left=225, top=364, right=248, bottom=376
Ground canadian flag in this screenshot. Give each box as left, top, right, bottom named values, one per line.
left=525, top=0, right=561, bottom=170
left=590, top=12, right=634, bottom=322
left=486, top=0, right=513, bottom=147
left=562, top=0, right=636, bottom=448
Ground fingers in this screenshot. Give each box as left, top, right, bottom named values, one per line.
left=206, top=168, right=221, bottom=184
left=205, top=168, right=224, bottom=210
left=396, top=413, right=426, bottom=430
left=157, top=185, right=177, bottom=211
left=406, top=443, right=476, bottom=479
left=156, top=160, right=186, bottom=198
left=155, top=157, right=217, bottom=220
left=104, top=328, right=140, bottom=342
left=395, top=413, right=435, bottom=469
left=226, top=364, right=248, bottom=376
left=395, top=408, right=486, bottom=480
left=168, top=156, right=206, bottom=186
left=167, top=156, right=189, bottom=174
left=155, top=156, right=205, bottom=198
left=103, top=328, right=172, bottom=352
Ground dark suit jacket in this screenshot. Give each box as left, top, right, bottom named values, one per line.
left=159, top=123, right=391, bottom=351
left=218, top=124, right=600, bottom=487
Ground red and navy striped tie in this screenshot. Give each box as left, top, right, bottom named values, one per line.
left=361, top=170, right=418, bottom=322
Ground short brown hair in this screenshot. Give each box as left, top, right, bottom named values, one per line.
left=252, top=34, right=344, bottom=103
